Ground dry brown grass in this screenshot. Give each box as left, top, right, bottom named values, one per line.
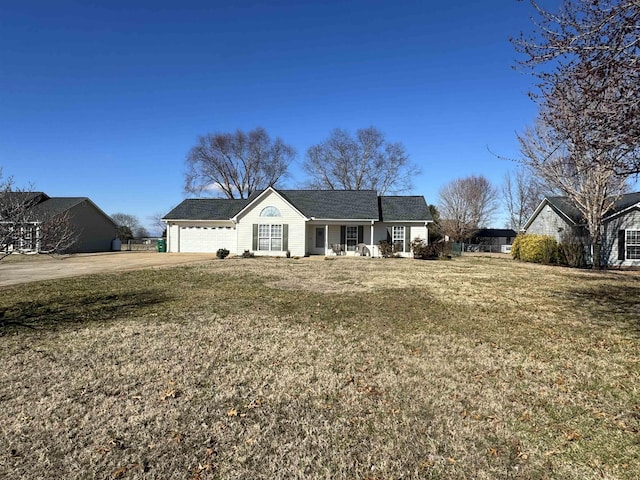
left=1, top=256, right=638, bottom=479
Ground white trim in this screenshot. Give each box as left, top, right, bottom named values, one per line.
left=232, top=187, right=308, bottom=222
left=307, top=218, right=378, bottom=222
left=603, top=204, right=640, bottom=222
left=626, top=229, right=640, bottom=260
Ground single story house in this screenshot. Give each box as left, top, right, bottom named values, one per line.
left=162, top=187, right=433, bottom=257
left=523, top=192, right=640, bottom=267
left=1, top=191, right=118, bottom=254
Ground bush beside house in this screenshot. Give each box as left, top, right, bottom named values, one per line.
left=512, top=233, right=587, bottom=267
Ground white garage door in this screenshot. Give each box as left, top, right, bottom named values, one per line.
left=179, top=226, right=236, bottom=253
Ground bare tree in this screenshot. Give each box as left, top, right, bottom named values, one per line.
left=303, top=126, right=419, bottom=195
left=513, top=0, right=640, bottom=175
left=185, top=127, right=295, bottom=199
left=502, top=167, right=545, bottom=231
left=111, top=213, right=148, bottom=240
left=438, top=175, right=498, bottom=242
left=518, top=117, right=629, bottom=268
left=148, top=212, right=167, bottom=237
left=1, top=170, right=77, bottom=259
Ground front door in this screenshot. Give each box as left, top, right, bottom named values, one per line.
left=315, top=227, right=325, bottom=250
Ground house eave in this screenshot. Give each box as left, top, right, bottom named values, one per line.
left=163, top=218, right=234, bottom=223
left=603, top=203, right=640, bottom=222
left=308, top=218, right=378, bottom=222
left=523, top=198, right=580, bottom=231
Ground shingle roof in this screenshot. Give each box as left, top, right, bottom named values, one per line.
left=547, top=196, right=585, bottom=224
left=31, top=197, right=88, bottom=217
left=609, top=192, right=640, bottom=215
left=278, top=190, right=379, bottom=219
left=1, top=191, right=48, bottom=207
left=547, top=192, right=640, bottom=224
left=164, top=189, right=433, bottom=222
left=378, top=196, right=432, bottom=221
left=473, top=228, right=517, bottom=238
left=163, top=198, right=249, bottom=220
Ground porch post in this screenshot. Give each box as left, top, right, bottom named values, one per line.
left=370, top=221, right=375, bottom=258
left=325, top=224, right=329, bottom=255
left=36, top=223, right=41, bottom=252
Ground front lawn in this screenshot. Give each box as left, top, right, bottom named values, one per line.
left=1, top=256, right=638, bottom=479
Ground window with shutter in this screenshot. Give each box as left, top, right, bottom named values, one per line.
left=257, top=223, right=284, bottom=251
left=392, top=226, right=405, bottom=252
left=626, top=230, right=640, bottom=260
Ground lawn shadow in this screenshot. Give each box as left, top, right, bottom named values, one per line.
left=0, top=289, right=170, bottom=332
left=563, top=280, right=640, bottom=336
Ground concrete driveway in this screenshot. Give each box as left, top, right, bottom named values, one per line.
left=0, top=252, right=217, bottom=287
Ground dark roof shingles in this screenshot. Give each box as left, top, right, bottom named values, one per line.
left=548, top=192, right=640, bottom=224
left=163, top=198, right=249, bottom=220
left=379, top=196, right=432, bottom=221
left=279, top=190, right=379, bottom=219
left=163, top=190, right=432, bottom=222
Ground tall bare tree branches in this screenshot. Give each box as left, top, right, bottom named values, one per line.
left=303, top=126, right=419, bottom=195
left=514, top=0, right=639, bottom=267
left=185, top=127, right=295, bottom=199
left=514, top=0, right=640, bottom=174
left=502, top=167, right=545, bottom=231
left=438, top=175, right=498, bottom=242
left=518, top=117, right=629, bottom=267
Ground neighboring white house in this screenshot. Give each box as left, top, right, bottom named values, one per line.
left=162, top=187, right=433, bottom=257
left=523, top=192, right=640, bottom=267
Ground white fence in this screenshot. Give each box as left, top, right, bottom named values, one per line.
left=463, top=244, right=512, bottom=254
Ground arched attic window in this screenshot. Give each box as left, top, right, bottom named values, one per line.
left=260, top=206, right=281, bottom=217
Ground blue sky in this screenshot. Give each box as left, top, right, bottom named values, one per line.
left=2, top=0, right=556, bottom=233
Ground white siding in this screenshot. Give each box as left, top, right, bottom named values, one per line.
left=236, top=190, right=307, bottom=257
left=373, top=222, right=427, bottom=257
left=167, top=221, right=236, bottom=253
left=167, top=224, right=180, bottom=252
left=410, top=225, right=427, bottom=242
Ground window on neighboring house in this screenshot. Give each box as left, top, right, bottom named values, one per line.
left=20, top=224, right=38, bottom=251
left=627, top=230, right=640, bottom=260
left=258, top=224, right=282, bottom=251
left=392, top=226, right=405, bottom=251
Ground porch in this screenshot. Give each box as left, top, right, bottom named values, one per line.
left=306, top=223, right=377, bottom=257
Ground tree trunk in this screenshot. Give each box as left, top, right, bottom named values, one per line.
left=592, top=237, right=602, bottom=269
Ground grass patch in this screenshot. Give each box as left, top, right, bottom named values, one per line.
left=1, top=257, right=638, bottom=479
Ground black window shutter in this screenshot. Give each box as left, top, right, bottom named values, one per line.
left=387, top=227, right=392, bottom=243
left=357, top=226, right=364, bottom=243
left=618, top=230, right=625, bottom=261
left=405, top=226, right=411, bottom=252
left=252, top=224, right=258, bottom=250
left=283, top=224, right=288, bottom=251
left=340, top=226, right=346, bottom=246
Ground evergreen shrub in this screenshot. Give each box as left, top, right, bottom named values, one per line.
left=512, top=234, right=558, bottom=264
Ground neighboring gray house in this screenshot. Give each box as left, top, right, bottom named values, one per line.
left=1, top=192, right=118, bottom=254
left=163, top=187, right=433, bottom=257
left=523, top=193, right=640, bottom=267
